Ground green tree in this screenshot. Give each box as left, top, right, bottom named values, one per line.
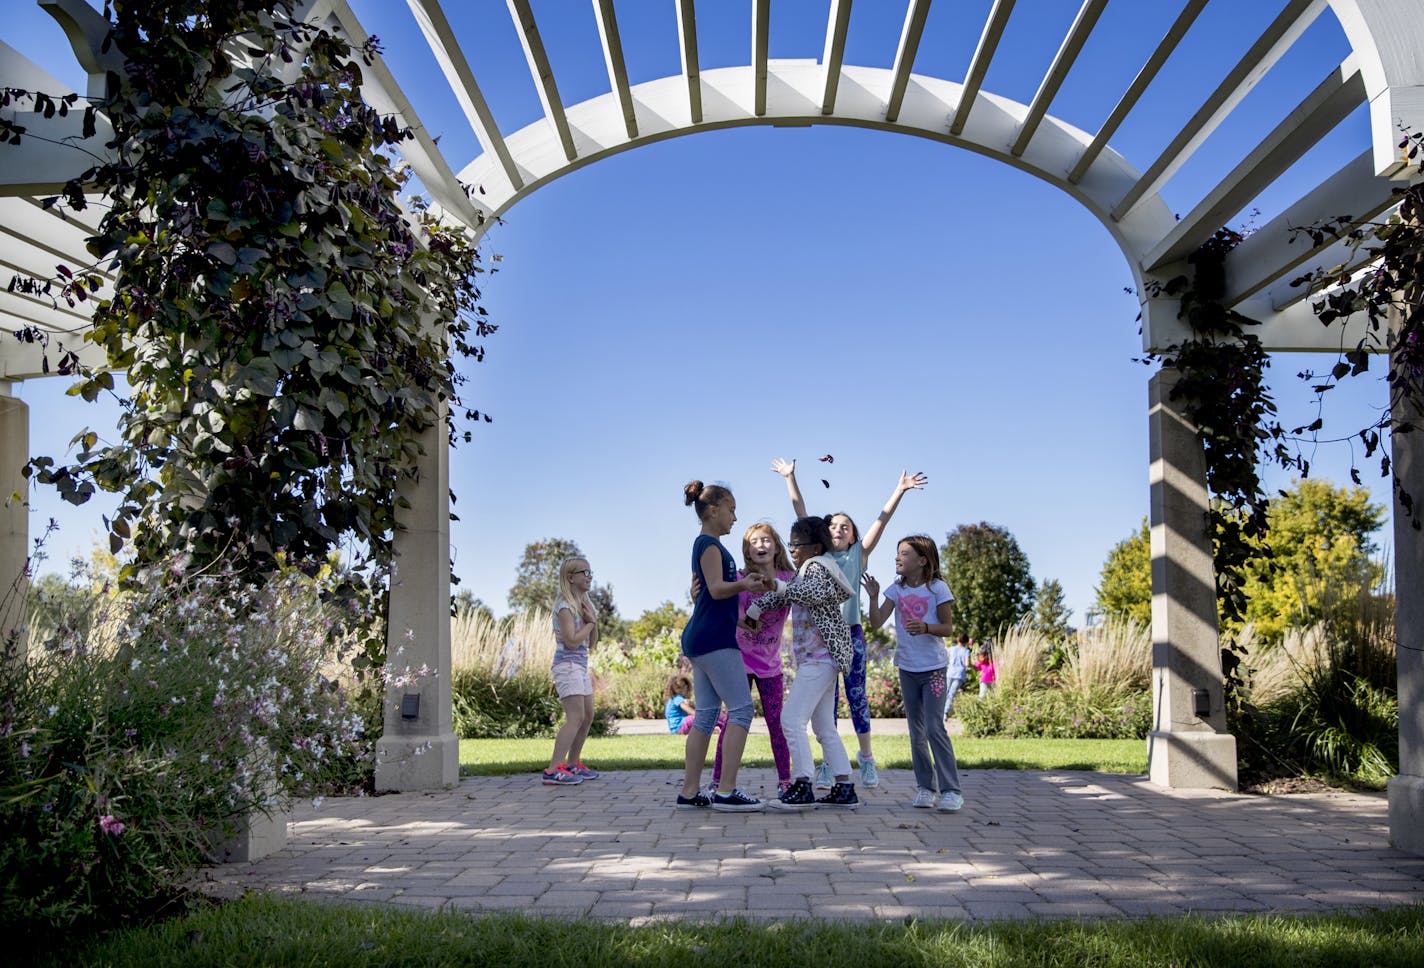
left=941, top=522, right=1034, bottom=642
left=627, top=601, right=690, bottom=645
left=1031, top=578, right=1074, bottom=644
left=1095, top=518, right=1152, bottom=628
left=452, top=588, right=494, bottom=624
left=508, top=538, right=582, bottom=614
left=589, top=583, right=627, bottom=642
left=1237, top=479, right=1386, bottom=641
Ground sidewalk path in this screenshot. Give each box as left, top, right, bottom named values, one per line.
left=198, top=767, right=1424, bottom=923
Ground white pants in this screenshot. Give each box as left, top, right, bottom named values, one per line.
left=781, top=661, right=852, bottom=780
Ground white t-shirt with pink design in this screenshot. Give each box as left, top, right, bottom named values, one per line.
left=883, top=579, right=953, bottom=672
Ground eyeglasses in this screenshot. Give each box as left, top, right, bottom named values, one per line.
left=571, top=569, right=592, bottom=577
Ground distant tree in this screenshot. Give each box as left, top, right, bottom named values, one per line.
left=589, top=583, right=627, bottom=641
left=452, top=588, right=494, bottom=623
left=1095, top=518, right=1152, bottom=628
left=1236, top=479, right=1386, bottom=641
left=941, top=522, right=1034, bottom=642
left=1031, top=578, right=1074, bottom=643
left=507, top=538, right=582, bottom=614
left=627, top=601, right=690, bottom=645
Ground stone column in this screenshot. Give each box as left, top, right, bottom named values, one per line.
left=374, top=405, right=458, bottom=791
left=0, top=385, right=29, bottom=661
left=1388, top=336, right=1424, bottom=854
left=1146, top=368, right=1238, bottom=790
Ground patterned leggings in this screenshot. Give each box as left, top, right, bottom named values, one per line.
left=832, top=625, right=872, bottom=735
left=713, top=673, right=789, bottom=785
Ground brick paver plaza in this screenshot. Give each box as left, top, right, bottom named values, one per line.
left=198, top=766, right=1424, bottom=923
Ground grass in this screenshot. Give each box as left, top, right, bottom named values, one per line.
left=37, top=895, right=1424, bottom=967
left=461, top=734, right=1147, bottom=776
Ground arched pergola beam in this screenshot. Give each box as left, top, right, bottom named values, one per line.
left=1329, top=0, right=1424, bottom=176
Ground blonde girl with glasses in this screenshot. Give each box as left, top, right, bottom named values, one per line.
left=542, top=556, right=601, bottom=786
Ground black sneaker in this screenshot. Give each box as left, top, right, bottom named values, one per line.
left=711, top=788, right=765, bottom=812
left=768, top=777, right=816, bottom=810
left=675, top=789, right=713, bottom=808
left=816, top=781, right=859, bottom=809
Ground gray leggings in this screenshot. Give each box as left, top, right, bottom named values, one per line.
left=689, top=646, right=755, bottom=733
left=899, top=667, right=961, bottom=794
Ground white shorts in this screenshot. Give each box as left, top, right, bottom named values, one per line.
left=551, top=659, right=593, bottom=698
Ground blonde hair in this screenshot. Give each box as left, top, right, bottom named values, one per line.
left=741, top=522, right=793, bottom=575
left=555, top=557, right=593, bottom=613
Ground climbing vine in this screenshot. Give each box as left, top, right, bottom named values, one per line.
left=4, top=0, right=494, bottom=583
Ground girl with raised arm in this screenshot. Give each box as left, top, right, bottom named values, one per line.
left=771, top=458, right=926, bottom=789
left=676, top=481, right=772, bottom=812
left=864, top=535, right=963, bottom=812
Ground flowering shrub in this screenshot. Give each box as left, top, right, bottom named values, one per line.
left=957, top=688, right=1152, bottom=740
left=837, top=658, right=904, bottom=719
left=0, top=558, right=371, bottom=938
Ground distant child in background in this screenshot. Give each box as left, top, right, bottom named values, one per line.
left=744, top=516, right=859, bottom=810
left=945, top=633, right=972, bottom=716
left=864, top=535, right=963, bottom=812
left=542, top=557, right=600, bottom=786
left=974, top=645, right=997, bottom=698
left=677, top=481, right=773, bottom=812
left=772, top=458, right=927, bottom=790
left=665, top=674, right=698, bottom=734
left=710, top=523, right=796, bottom=795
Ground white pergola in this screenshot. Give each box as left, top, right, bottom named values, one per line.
left=2, top=0, right=1422, bottom=854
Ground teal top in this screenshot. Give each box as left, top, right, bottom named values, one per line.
left=828, top=543, right=864, bottom=626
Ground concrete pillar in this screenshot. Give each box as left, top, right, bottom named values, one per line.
left=1388, top=335, right=1424, bottom=855
left=0, top=385, right=29, bottom=661
left=1146, top=368, right=1239, bottom=790
left=374, top=405, right=457, bottom=791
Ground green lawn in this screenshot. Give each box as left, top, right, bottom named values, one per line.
left=461, top=734, right=1146, bottom=776
left=43, top=895, right=1424, bottom=968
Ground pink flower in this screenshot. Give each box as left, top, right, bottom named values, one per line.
left=99, top=814, right=125, bottom=836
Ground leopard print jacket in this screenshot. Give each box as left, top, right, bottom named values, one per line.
left=746, top=559, right=853, bottom=673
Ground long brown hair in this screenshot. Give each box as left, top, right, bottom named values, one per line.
left=741, top=522, right=793, bottom=574
left=895, top=534, right=941, bottom=587
left=683, top=480, right=732, bottom=520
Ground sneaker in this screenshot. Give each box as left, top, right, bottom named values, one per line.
left=859, top=756, right=879, bottom=789
left=712, top=788, right=765, bottom=812
left=776, top=780, right=793, bottom=796
left=675, top=789, right=713, bottom=808
left=768, top=777, right=816, bottom=810
left=569, top=761, right=600, bottom=780
left=542, top=766, right=583, bottom=786
left=936, top=791, right=964, bottom=813
left=814, top=762, right=833, bottom=790
left=911, top=788, right=934, bottom=808
left=816, top=781, right=859, bottom=808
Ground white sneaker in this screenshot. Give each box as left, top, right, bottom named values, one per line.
left=859, top=756, right=879, bottom=788
left=911, top=788, right=934, bottom=809
left=814, top=762, right=833, bottom=790
left=936, top=791, right=964, bottom=812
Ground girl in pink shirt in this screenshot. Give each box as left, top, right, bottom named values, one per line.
left=974, top=647, right=997, bottom=697
left=712, top=523, right=796, bottom=795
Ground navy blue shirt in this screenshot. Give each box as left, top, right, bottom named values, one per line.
left=681, top=534, right=740, bottom=658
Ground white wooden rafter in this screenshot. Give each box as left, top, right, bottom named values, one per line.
left=1009, top=0, right=1107, bottom=158
left=1111, top=0, right=1328, bottom=222
left=951, top=0, right=1014, bottom=136
left=885, top=0, right=933, bottom=124
left=592, top=0, right=638, bottom=139
left=676, top=0, right=702, bottom=124
left=820, top=0, right=853, bottom=115
left=507, top=0, right=577, bottom=162
left=753, top=0, right=769, bottom=116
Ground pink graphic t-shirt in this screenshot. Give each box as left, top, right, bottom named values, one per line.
left=736, top=569, right=794, bottom=678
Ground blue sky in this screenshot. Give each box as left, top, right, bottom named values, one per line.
left=5, top=1, right=1395, bottom=625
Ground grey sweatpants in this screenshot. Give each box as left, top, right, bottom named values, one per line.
left=899, top=667, right=962, bottom=794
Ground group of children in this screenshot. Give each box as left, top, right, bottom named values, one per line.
left=542, top=458, right=975, bottom=814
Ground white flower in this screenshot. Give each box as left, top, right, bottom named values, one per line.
left=47, top=705, right=58, bottom=717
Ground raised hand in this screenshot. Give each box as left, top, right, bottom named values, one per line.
left=898, top=470, right=928, bottom=493
left=861, top=572, right=880, bottom=599
left=580, top=600, right=597, bottom=623
left=770, top=457, right=796, bottom=479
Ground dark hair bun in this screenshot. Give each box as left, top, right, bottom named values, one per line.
left=684, top=480, right=704, bottom=506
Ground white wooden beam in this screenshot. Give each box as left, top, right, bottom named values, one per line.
left=676, top=0, right=702, bottom=124
left=38, top=0, right=124, bottom=99
left=951, top=0, right=1013, bottom=136
left=820, top=0, right=852, bottom=115
left=1068, top=0, right=1207, bottom=184
left=885, top=0, right=933, bottom=123
left=507, top=0, right=576, bottom=162
left=1143, top=58, right=1366, bottom=271
left=1010, top=0, right=1106, bottom=158
left=753, top=0, right=770, bottom=116
left=407, top=0, right=524, bottom=190
left=592, top=0, right=638, bottom=139
left=1111, top=0, right=1327, bottom=222
left=327, top=0, right=490, bottom=229
left=1223, top=150, right=1397, bottom=307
